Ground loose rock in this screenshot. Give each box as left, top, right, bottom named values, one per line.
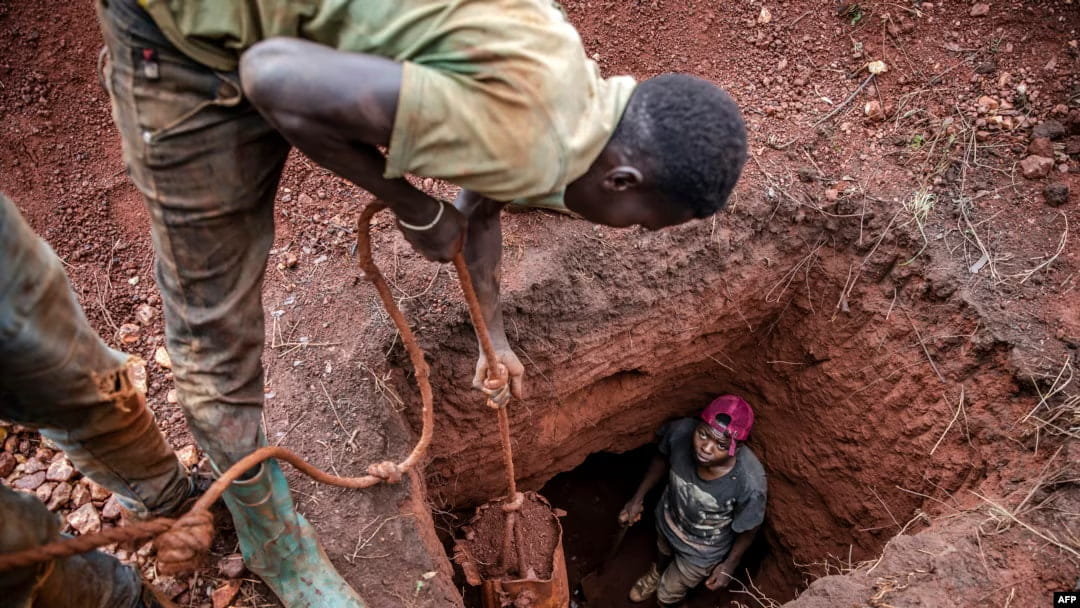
left=969, top=3, right=989, bottom=16
left=211, top=580, right=242, bottom=608
left=135, top=303, right=154, bottom=326
left=48, top=482, right=73, bottom=510
left=89, top=481, right=111, bottom=502
left=101, top=495, right=124, bottom=520
left=118, top=323, right=141, bottom=345
left=67, top=503, right=102, bottom=535
left=1033, top=119, right=1066, bottom=140
left=46, top=458, right=76, bottom=482
left=70, top=482, right=92, bottom=508
left=154, top=346, right=172, bottom=369
left=1044, top=182, right=1069, bottom=207
left=175, top=445, right=199, bottom=469
left=0, top=452, right=16, bottom=477
left=218, top=553, right=247, bottom=578
left=166, top=389, right=178, bottom=404
left=1027, top=137, right=1053, bottom=159
left=35, top=482, right=57, bottom=503
left=13, top=471, right=47, bottom=491
left=976, top=95, right=999, bottom=112
left=864, top=100, right=885, bottom=121
left=1020, top=155, right=1054, bottom=179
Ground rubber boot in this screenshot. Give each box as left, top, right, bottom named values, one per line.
left=220, top=459, right=366, bottom=608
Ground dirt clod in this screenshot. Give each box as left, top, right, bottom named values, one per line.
left=1027, top=137, right=1054, bottom=158
left=1033, top=119, right=1067, bottom=140
left=1044, top=182, right=1070, bottom=207
left=1020, top=155, right=1054, bottom=179
left=456, top=492, right=561, bottom=581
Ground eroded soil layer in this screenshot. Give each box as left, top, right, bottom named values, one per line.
left=2, top=0, right=1078, bottom=606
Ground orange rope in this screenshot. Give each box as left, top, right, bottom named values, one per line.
left=0, top=203, right=434, bottom=574
left=0, top=202, right=524, bottom=576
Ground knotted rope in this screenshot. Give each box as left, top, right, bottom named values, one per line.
left=0, top=202, right=453, bottom=573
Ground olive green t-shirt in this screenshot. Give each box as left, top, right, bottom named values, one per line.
left=138, top=0, right=637, bottom=207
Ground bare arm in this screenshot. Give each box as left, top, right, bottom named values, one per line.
left=619, top=451, right=668, bottom=525
left=240, top=38, right=464, bottom=261
left=457, top=190, right=524, bottom=399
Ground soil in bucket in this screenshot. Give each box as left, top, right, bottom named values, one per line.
left=454, top=491, right=569, bottom=607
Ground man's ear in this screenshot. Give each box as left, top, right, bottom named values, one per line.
left=602, top=166, right=644, bottom=192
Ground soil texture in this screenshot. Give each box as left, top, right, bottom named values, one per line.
left=2, top=0, right=1079, bottom=606
left=456, top=492, right=562, bottom=582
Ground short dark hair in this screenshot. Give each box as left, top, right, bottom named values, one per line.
left=611, top=74, right=747, bottom=218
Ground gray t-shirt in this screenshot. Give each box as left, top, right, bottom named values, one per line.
left=654, top=418, right=767, bottom=568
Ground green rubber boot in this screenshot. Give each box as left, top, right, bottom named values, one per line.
left=220, top=459, right=366, bottom=608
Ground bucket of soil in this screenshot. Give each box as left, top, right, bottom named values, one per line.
left=454, top=491, right=570, bottom=607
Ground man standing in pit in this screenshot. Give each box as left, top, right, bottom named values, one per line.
left=95, top=0, right=748, bottom=604
left=619, top=395, right=767, bottom=606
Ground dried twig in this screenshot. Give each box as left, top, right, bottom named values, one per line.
left=1015, top=211, right=1068, bottom=284
left=971, top=490, right=1080, bottom=560
left=811, top=74, right=875, bottom=131
left=930, top=386, right=964, bottom=455
left=319, top=381, right=359, bottom=451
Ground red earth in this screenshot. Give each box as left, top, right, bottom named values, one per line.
left=2, top=0, right=1078, bottom=607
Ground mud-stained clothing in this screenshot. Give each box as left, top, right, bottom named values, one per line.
left=0, top=486, right=144, bottom=608
left=0, top=193, right=191, bottom=604
left=655, top=418, right=767, bottom=569
left=137, top=0, right=636, bottom=205
left=96, top=0, right=630, bottom=472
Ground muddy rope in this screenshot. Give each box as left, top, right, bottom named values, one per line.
left=0, top=202, right=451, bottom=574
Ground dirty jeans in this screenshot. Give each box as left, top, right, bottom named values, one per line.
left=97, top=0, right=292, bottom=471
left=0, top=193, right=189, bottom=605
left=0, top=486, right=142, bottom=608
left=655, top=532, right=716, bottom=605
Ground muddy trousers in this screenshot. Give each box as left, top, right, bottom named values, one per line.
left=97, top=0, right=289, bottom=471
left=97, top=3, right=367, bottom=607
left=655, top=533, right=716, bottom=605
left=0, top=194, right=191, bottom=605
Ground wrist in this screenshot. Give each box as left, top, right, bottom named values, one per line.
left=398, top=199, right=445, bottom=231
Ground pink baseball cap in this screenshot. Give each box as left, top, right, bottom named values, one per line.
left=700, top=395, right=754, bottom=456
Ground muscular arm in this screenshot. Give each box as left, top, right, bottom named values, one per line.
left=457, top=190, right=524, bottom=398
left=239, top=38, right=464, bottom=261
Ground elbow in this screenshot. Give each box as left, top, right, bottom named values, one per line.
left=239, top=39, right=304, bottom=112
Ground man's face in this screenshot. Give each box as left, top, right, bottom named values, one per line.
left=564, top=187, right=695, bottom=230
left=692, top=422, right=732, bottom=467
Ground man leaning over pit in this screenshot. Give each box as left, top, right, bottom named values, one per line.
left=96, top=0, right=748, bottom=604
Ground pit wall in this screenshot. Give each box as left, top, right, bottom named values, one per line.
left=391, top=193, right=1066, bottom=601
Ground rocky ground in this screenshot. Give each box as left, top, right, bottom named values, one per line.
left=1, top=1, right=1079, bottom=607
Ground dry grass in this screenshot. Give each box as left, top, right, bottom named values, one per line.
left=1021, top=355, right=1080, bottom=441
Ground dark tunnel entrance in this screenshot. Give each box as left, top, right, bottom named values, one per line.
left=541, top=445, right=781, bottom=608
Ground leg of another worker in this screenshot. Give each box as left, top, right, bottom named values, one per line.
left=96, top=0, right=365, bottom=605
left=0, top=194, right=192, bottom=519
left=0, top=484, right=148, bottom=607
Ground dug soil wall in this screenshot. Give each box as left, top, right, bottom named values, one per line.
left=2, top=0, right=1078, bottom=607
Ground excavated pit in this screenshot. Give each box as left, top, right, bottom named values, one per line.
left=387, top=209, right=1039, bottom=604
left=543, top=447, right=776, bottom=607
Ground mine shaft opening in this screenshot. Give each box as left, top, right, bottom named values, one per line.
left=409, top=259, right=994, bottom=605
left=541, top=446, right=777, bottom=607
